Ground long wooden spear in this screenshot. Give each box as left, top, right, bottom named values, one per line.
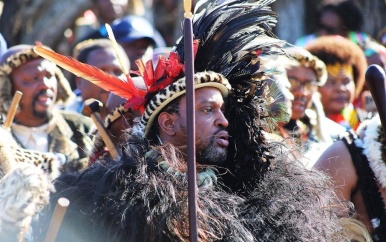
left=183, top=0, right=198, bottom=240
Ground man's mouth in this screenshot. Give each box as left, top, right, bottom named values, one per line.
left=215, top=130, right=229, bottom=147
left=35, top=93, right=54, bottom=106
left=292, top=100, right=306, bottom=110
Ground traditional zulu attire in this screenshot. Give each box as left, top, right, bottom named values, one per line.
left=0, top=45, right=94, bottom=172
left=0, top=45, right=94, bottom=241
left=340, top=116, right=386, bottom=241
left=33, top=0, right=356, bottom=241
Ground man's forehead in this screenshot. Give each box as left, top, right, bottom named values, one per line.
left=194, top=87, right=225, bottom=101
left=13, top=58, right=55, bottom=73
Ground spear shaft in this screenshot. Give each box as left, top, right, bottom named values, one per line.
left=184, top=0, right=198, bottom=240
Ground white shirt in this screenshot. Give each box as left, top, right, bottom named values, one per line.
left=12, top=117, right=57, bottom=152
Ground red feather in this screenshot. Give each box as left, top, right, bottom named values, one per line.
left=34, top=45, right=146, bottom=100
left=193, top=39, right=200, bottom=59
left=135, top=59, right=146, bottom=78
left=154, top=56, right=167, bottom=81
left=166, top=52, right=183, bottom=78
left=144, top=60, right=154, bottom=86
left=131, top=52, right=183, bottom=93
left=124, top=97, right=146, bottom=112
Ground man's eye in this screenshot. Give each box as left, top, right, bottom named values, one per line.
left=22, top=78, right=33, bottom=84
left=202, top=107, right=212, bottom=113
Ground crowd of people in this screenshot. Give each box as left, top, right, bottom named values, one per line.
left=0, top=0, right=386, bottom=241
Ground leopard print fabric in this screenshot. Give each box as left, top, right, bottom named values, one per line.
left=0, top=127, right=60, bottom=180
left=0, top=162, right=54, bottom=241
left=103, top=104, right=129, bottom=129
left=9, top=146, right=60, bottom=180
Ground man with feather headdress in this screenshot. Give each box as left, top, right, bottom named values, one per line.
left=32, top=0, right=368, bottom=241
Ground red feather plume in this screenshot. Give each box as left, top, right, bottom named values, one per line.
left=131, top=52, right=184, bottom=93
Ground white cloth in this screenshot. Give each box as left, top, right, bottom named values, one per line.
left=12, top=117, right=57, bottom=152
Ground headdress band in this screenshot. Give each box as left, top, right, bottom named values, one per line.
left=326, top=63, right=353, bottom=79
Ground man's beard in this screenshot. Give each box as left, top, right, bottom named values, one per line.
left=32, top=92, right=53, bottom=120
left=32, top=107, right=51, bottom=120
left=196, top=136, right=227, bottom=165
left=179, top=119, right=227, bottom=165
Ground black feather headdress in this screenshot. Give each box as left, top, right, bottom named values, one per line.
left=174, top=0, right=288, bottom=191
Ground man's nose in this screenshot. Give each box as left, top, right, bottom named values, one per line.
left=216, top=111, right=229, bottom=128
left=39, top=77, right=51, bottom=88
left=36, top=76, right=55, bottom=90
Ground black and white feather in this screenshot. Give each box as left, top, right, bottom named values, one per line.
left=175, top=0, right=288, bottom=187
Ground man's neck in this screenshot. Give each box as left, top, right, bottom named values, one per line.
left=13, top=116, right=49, bottom=127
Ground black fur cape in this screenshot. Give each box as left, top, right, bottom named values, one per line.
left=32, top=135, right=350, bottom=242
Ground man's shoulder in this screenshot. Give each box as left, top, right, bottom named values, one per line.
left=58, top=110, right=94, bottom=129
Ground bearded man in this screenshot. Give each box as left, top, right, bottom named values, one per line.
left=0, top=45, right=94, bottom=172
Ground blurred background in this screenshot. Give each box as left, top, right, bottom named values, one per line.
left=0, top=0, right=384, bottom=54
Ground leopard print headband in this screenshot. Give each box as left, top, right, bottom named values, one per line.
left=285, top=48, right=327, bottom=86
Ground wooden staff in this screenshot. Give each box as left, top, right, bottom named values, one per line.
left=44, top=197, right=70, bottom=242
left=183, top=0, right=198, bottom=241
left=3, top=91, right=22, bottom=129
left=365, top=65, right=386, bottom=139
left=82, top=98, right=120, bottom=160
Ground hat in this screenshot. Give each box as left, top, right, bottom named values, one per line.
left=111, top=16, right=156, bottom=45
left=0, top=45, right=75, bottom=114
left=282, top=47, right=328, bottom=86
left=136, top=71, right=231, bottom=137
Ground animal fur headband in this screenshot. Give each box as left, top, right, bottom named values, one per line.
left=283, top=47, right=328, bottom=86
left=0, top=45, right=74, bottom=114
left=136, top=71, right=231, bottom=137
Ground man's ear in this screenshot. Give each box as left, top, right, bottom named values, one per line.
left=157, top=112, right=176, bottom=136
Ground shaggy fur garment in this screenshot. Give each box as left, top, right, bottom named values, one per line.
left=0, top=163, right=53, bottom=242
left=33, top=135, right=351, bottom=242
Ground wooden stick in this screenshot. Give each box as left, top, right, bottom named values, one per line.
left=183, top=3, right=198, bottom=241
left=82, top=99, right=120, bottom=160
left=44, top=197, right=70, bottom=242
left=90, top=112, right=120, bottom=160
left=3, top=91, right=22, bottom=129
